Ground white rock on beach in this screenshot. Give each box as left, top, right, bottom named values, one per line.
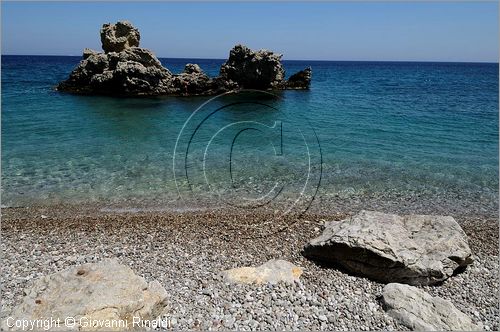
left=303, top=210, right=473, bottom=285
left=381, top=283, right=482, bottom=330
left=2, top=258, right=168, bottom=331
left=222, top=259, right=303, bottom=284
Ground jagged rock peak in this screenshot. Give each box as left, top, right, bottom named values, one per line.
left=82, top=48, right=98, bottom=60
left=100, top=21, right=140, bottom=53
left=184, top=63, right=203, bottom=74
left=220, top=44, right=286, bottom=89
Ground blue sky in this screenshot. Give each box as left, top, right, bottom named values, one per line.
left=1, top=2, right=498, bottom=62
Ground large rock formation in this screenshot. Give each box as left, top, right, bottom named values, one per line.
left=57, top=21, right=311, bottom=96
left=303, top=210, right=473, bottom=286
left=221, top=259, right=303, bottom=285
left=219, top=44, right=286, bottom=89
left=381, top=283, right=481, bottom=330
left=2, top=259, right=168, bottom=331
left=57, top=47, right=172, bottom=96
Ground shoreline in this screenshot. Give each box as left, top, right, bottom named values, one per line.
left=2, top=205, right=498, bottom=330
left=2, top=190, right=498, bottom=220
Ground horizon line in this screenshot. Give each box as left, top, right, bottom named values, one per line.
left=1, top=53, right=498, bottom=64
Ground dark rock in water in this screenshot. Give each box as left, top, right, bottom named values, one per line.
left=169, top=64, right=216, bottom=96
left=219, top=44, right=286, bottom=89
left=57, top=47, right=172, bottom=96
left=286, top=67, right=312, bottom=89
left=57, top=21, right=312, bottom=97
left=106, top=49, right=172, bottom=95
left=168, top=64, right=240, bottom=96
left=218, top=45, right=312, bottom=91
left=100, top=21, right=140, bottom=53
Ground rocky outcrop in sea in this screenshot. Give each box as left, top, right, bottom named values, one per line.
left=56, top=21, right=312, bottom=96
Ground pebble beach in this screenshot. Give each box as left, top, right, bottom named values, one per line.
left=2, top=203, right=498, bottom=330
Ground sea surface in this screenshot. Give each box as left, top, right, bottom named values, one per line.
left=1, top=55, right=498, bottom=216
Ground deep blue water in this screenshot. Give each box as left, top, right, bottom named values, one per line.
left=1, top=55, right=498, bottom=214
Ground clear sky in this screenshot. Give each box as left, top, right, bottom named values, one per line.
left=1, top=2, right=498, bottom=62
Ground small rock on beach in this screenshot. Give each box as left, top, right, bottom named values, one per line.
left=381, top=283, right=482, bottom=330
left=222, top=259, right=303, bottom=284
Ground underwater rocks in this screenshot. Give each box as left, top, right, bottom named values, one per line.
left=303, top=210, right=473, bottom=286
left=56, top=21, right=311, bottom=96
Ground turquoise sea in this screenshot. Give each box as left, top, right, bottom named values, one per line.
left=1, top=56, right=498, bottom=216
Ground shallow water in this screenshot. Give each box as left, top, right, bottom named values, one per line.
left=1, top=55, right=498, bottom=215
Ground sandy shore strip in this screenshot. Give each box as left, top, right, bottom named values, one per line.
left=1, top=205, right=498, bottom=330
